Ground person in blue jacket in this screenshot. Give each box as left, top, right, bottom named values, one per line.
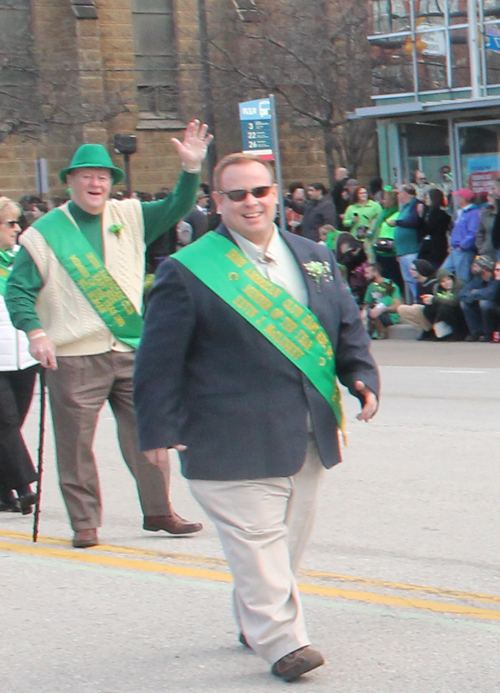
left=459, top=254, right=500, bottom=341
left=441, top=188, right=481, bottom=283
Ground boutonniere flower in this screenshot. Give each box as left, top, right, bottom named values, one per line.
left=108, top=223, right=123, bottom=237
left=303, top=261, right=333, bottom=292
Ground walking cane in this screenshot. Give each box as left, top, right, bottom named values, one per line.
left=32, top=368, right=46, bottom=543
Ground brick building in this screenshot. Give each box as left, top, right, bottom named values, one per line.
left=0, top=0, right=375, bottom=200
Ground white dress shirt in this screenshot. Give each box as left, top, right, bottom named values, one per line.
left=229, top=226, right=308, bottom=306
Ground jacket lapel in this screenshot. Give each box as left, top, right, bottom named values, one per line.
left=281, top=232, right=329, bottom=314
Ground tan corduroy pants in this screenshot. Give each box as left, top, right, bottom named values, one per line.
left=189, top=437, right=326, bottom=664
left=46, top=351, right=169, bottom=530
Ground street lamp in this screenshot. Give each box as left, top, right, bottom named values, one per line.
left=114, top=134, right=137, bottom=196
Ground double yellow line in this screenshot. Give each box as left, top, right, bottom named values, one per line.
left=2, top=529, right=500, bottom=622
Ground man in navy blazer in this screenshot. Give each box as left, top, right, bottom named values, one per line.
left=134, top=153, right=379, bottom=683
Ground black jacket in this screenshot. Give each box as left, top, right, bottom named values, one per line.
left=286, top=196, right=338, bottom=241
left=418, top=207, right=451, bottom=267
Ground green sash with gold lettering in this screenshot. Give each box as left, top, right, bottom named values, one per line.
left=173, top=232, right=344, bottom=432
left=33, top=209, right=143, bottom=349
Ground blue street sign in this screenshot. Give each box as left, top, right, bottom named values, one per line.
left=239, top=98, right=274, bottom=159
left=485, top=29, right=500, bottom=52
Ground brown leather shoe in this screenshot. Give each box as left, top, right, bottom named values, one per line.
left=271, top=646, right=325, bottom=682
left=72, top=529, right=99, bottom=549
left=143, top=513, right=203, bottom=535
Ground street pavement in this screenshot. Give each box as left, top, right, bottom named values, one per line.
left=2, top=340, right=500, bottom=692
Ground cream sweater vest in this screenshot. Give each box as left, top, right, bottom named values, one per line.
left=20, top=199, right=145, bottom=356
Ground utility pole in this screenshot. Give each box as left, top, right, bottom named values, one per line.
left=197, top=0, right=218, bottom=188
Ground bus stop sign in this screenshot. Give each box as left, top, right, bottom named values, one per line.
left=239, top=98, right=274, bottom=160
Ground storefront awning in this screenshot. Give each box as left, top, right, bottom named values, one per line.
left=351, top=96, right=500, bottom=120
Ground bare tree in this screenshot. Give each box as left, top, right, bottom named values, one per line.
left=206, top=0, right=376, bottom=185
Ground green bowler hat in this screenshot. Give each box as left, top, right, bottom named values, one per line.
left=59, top=144, right=124, bottom=185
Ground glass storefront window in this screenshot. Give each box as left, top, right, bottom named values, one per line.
left=415, top=25, right=448, bottom=90
left=371, top=0, right=411, bottom=34
left=483, top=0, right=500, bottom=19
left=458, top=122, right=500, bottom=191
left=484, top=20, right=500, bottom=85
left=417, top=0, right=445, bottom=24
left=403, top=121, right=450, bottom=188
left=450, top=28, right=471, bottom=88
left=368, top=1, right=500, bottom=95
left=371, top=40, right=415, bottom=95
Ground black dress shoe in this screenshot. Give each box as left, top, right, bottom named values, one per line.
left=18, top=491, right=38, bottom=515
left=0, top=498, right=21, bottom=512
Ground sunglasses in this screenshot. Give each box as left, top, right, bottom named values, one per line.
left=3, top=220, right=19, bottom=228
left=217, top=186, right=272, bottom=202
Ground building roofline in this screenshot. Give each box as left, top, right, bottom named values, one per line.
left=350, top=96, right=500, bottom=120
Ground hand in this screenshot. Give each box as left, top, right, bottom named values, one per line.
left=28, top=330, right=57, bottom=370
left=421, top=294, right=433, bottom=305
left=386, top=220, right=396, bottom=227
left=368, top=305, right=385, bottom=318
left=171, top=119, right=213, bottom=171
left=144, top=445, right=187, bottom=468
left=354, top=380, right=378, bottom=422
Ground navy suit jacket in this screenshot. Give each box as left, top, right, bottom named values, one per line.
left=134, top=226, right=379, bottom=481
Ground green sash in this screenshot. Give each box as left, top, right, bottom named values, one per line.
left=0, top=249, right=15, bottom=297
left=173, top=232, right=344, bottom=433
left=33, top=209, right=143, bottom=349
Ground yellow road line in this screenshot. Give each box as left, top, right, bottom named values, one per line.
left=0, top=540, right=233, bottom=583
left=302, top=569, right=500, bottom=606
left=1, top=529, right=499, bottom=607
left=0, top=529, right=228, bottom=566
left=1, top=537, right=500, bottom=622
left=2, top=529, right=500, bottom=604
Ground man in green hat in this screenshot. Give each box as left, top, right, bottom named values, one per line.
left=6, top=120, right=212, bottom=548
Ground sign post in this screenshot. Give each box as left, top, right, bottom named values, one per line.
left=239, top=95, right=286, bottom=234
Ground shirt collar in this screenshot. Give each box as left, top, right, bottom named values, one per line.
left=229, top=225, right=280, bottom=265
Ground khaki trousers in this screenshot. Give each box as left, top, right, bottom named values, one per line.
left=46, top=352, right=169, bottom=530
left=398, top=304, right=431, bottom=332
left=189, top=438, right=325, bottom=664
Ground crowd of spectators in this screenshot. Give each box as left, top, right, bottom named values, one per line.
left=9, top=165, right=500, bottom=344
left=283, top=167, right=500, bottom=342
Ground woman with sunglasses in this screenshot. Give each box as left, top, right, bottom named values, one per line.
left=0, top=197, right=39, bottom=513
